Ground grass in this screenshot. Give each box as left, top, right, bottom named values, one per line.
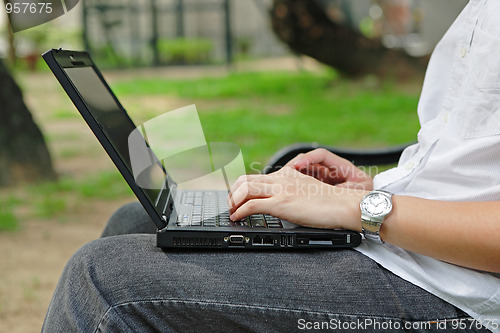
left=0, top=196, right=22, bottom=231
left=113, top=71, right=421, bottom=170
left=0, top=206, right=20, bottom=231
left=75, top=171, right=133, bottom=199
left=2, top=171, right=134, bottom=223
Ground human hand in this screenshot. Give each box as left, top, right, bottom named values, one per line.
left=286, top=148, right=374, bottom=191
left=228, top=166, right=366, bottom=230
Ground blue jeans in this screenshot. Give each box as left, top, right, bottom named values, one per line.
left=42, top=202, right=488, bottom=332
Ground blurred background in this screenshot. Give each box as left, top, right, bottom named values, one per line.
left=0, top=0, right=466, bottom=331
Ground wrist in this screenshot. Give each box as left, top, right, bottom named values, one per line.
left=346, top=189, right=368, bottom=232
left=378, top=194, right=401, bottom=244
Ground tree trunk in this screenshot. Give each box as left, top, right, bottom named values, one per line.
left=270, top=0, right=428, bottom=78
left=0, top=60, right=56, bottom=186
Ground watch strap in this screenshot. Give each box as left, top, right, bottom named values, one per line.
left=361, top=218, right=385, bottom=244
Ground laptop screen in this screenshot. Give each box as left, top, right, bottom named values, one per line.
left=61, top=65, right=171, bottom=222
left=65, top=67, right=135, bottom=170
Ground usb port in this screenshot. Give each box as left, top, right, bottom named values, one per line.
left=280, top=235, right=294, bottom=247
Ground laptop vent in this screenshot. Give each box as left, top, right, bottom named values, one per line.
left=173, top=237, right=223, bottom=247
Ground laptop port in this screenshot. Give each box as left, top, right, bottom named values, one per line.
left=296, top=237, right=332, bottom=246
left=228, top=235, right=244, bottom=244
left=308, top=238, right=333, bottom=246
left=280, top=236, right=287, bottom=247
left=281, top=235, right=294, bottom=247
left=252, top=235, right=274, bottom=246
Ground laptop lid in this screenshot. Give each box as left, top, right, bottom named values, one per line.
left=43, top=49, right=171, bottom=230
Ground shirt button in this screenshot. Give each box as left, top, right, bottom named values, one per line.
left=441, top=111, right=450, bottom=123
left=459, top=47, right=467, bottom=58
left=404, top=162, right=415, bottom=171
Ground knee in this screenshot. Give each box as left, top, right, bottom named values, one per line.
left=62, top=234, right=155, bottom=290
left=43, top=238, right=121, bottom=331
left=43, top=235, right=156, bottom=332
left=56, top=237, right=121, bottom=296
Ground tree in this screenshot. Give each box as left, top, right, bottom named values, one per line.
left=270, top=0, right=428, bottom=78
left=0, top=60, right=56, bottom=186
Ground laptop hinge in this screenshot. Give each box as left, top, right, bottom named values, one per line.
left=161, top=184, right=176, bottom=224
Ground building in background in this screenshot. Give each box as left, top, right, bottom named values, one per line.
left=80, top=0, right=287, bottom=67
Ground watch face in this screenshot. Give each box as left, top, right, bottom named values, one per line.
left=361, top=192, right=392, bottom=217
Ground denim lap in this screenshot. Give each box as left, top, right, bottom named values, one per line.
left=42, top=233, right=486, bottom=332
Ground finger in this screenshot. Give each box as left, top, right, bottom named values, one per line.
left=230, top=197, right=275, bottom=221
left=229, top=174, right=269, bottom=200
left=300, top=164, right=331, bottom=181
left=228, top=173, right=275, bottom=209
left=228, top=181, right=273, bottom=213
left=299, top=164, right=348, bottom=185
left=293, top=149, right=362, bottom=184
left=293, top=148, right=353, bottom=172
left=284, top=153, right=305, bottom=168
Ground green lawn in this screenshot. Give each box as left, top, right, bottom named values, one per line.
left=0, top=171, right=134, bottom=231
left=113, top=70, right=421, bottom=171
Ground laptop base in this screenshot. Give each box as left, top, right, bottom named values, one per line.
left=157, top=228, right=362, bottom=249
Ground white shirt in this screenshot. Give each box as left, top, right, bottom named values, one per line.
left=355, top=0, right=500, bottom=331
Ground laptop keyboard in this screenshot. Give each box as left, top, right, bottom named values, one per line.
left=176, top=191, right=283, bottom=228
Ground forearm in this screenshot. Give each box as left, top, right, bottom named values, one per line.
left=381, top=196, right=500, bottom=273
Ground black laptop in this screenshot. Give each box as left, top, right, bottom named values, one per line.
left=43, top=48, right=361, bottom=249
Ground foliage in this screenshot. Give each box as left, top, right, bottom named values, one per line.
left=158, top=38, right=213, bottom=65
left=11, top=23, right=82, bottom=71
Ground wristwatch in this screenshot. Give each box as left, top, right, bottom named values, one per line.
left=360, top=190, right=393, bottom=244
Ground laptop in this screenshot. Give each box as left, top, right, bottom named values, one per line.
left=43, top=48, right=361, bottom=249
